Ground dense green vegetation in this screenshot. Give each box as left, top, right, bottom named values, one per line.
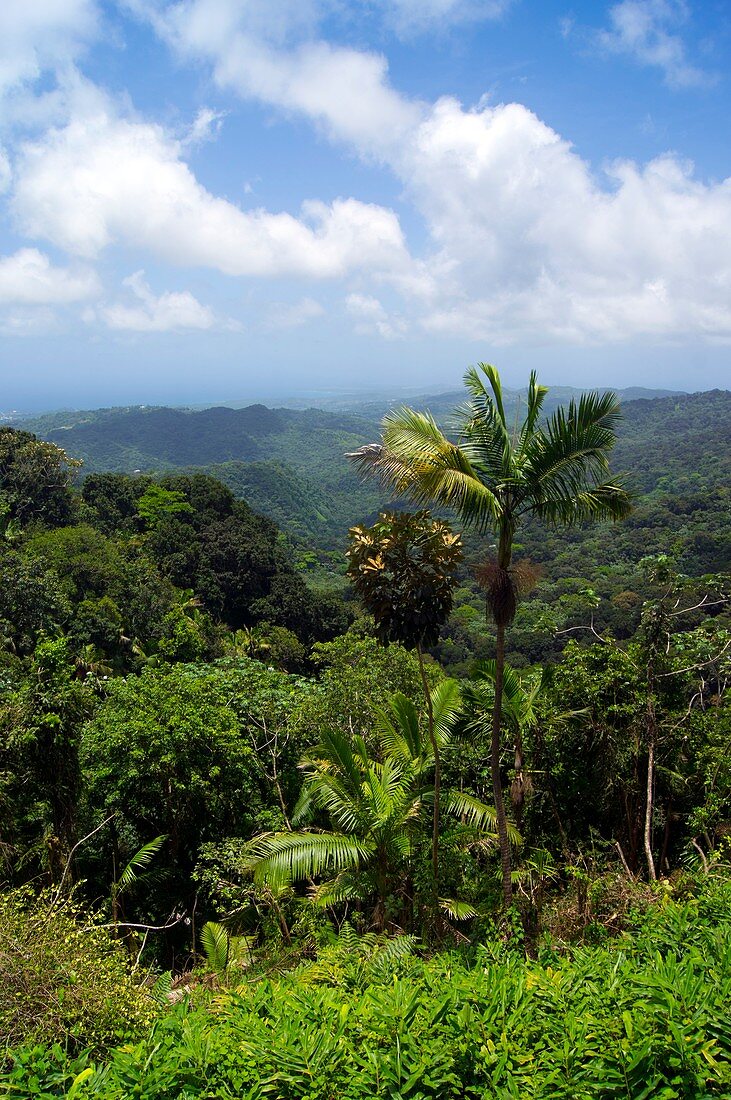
left=5, top=876, right=731, bottom=1097
left=2, top=375, right=730, bottom=1097
left=20, top=404, right=386, bottom=550
left=20, top=389, right=730, bottom=562
left=18, top=389, right=731, bottom=671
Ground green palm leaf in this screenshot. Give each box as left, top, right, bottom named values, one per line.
left=439, top=897, right=478, bottom=920
left=250, top=831, right=374, bottom=889
left=445, top=790, right=521, bottom=844
left=117, top=834, right=167, bottom=896
left=200, top=921, right=229, bottom=973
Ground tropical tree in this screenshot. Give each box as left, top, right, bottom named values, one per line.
left=346, top=510, right=462, bottom=887
left=348, top=363, right=631, bottom=906
left=248, top=683, right=502, bottom=931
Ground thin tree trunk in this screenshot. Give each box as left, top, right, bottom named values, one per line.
left=660, top=799, right=672, bottom=873
left=492, top=621, right=513, bottom=908
left=512, top=730, right=526, bottom=831
left=531, top=723, right=570, bottom=860
left=417, top=644, right=440, bottom=890
left=110, top=818, right=120, bottom=936
left=644, top=669, right=657, bottom=882
left=644, top=733, right=656, bottom=882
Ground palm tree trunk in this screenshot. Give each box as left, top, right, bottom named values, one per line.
left=417, top=644, right=440, bottom=890
left=492, top=621, right=513, bottom=908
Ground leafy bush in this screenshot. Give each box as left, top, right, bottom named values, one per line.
left=0, top=888, right=153, bottom=1054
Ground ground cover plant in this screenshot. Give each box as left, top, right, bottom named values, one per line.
left=3, top=874, right=731, bottom=1098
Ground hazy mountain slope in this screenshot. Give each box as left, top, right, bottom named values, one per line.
left=24, top=404, right=383, bottom=548
left=21, top=389, right=731, bottom=565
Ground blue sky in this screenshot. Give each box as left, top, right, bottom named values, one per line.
left=0, top=0, right=730, bottom=411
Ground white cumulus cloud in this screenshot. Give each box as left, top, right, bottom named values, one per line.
left=11, top=92, right=414, bottom=279
left=0, top=0, right=98, bottom=98
left=346, top=293, right=407, bottom=338
left=147, top=0, right=423, bottom=159
left=596, top=0, right=713, bottom=89
left=98, top=271, right=220, bottom=332
left=0, top=247, right=100, bottom=304
left=146, top=0, right=731, bottom=345
left=402, top=99, right=731, bottom=342
left=183, top=106, right=226, bottom=147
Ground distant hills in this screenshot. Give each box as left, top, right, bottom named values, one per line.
left=319, top=384, right=684, bottom=422
left=21, top=403, right=383, bottom=548
left=19, top=388, right=731, bottom=566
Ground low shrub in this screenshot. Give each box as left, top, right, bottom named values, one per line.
left=0, top=887, right=154, bottom=1054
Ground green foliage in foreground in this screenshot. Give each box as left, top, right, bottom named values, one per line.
left=5, top=879, right=731, bottom=1099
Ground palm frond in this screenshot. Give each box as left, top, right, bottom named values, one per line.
left=532, top=482, right=632, bottom=525
left=466, top=660, right=539, bottom=731
left=515, top=370, right=549, bottom=456
left=464, top=363, right=508, bottom=427
left=200, top=920, right=229, bottom=973
left=305, top=774, right=365, bottom=834
left=522, top=390, right=628, bottom=513
left=377, top=694, right=424, bottom=763
left=445, top=790, right=522, bottom=844
left=363, top=756, right=411, bottom=823
left=366, top=409, right=504, bottom=529
left=430, top=678, right=462, bottom=745
left=439, top=897, right=478, bottom=920
left=250, top=831, right=373, bottom=888
left=291, top=782, right=315, bottom=828
left=117, top=834, right=167, bottom=895
left=459, top=364, right=515, bottom=478
left=311, top=869, right=375, bottom=907
left=319, top=727, right=367, bottom=787
left=445, top=823, right=498, bottom=850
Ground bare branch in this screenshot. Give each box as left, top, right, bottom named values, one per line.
left=53, top=814, right=116, bottom=903
left=554, top=616, right=610, bottom=646
left=658, top=636, right=731, bottom=678
left=91, top=911, right=186, bottom=933
left=690, top=838, right=709, bottom=875
left=669, top=596, right=729, bottom=618
left=614, top=840, right=635, bottom=880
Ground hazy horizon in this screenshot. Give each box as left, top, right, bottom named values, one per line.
left=5, top=378, right=709, bottom=421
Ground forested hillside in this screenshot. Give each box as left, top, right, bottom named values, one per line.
left=21, top=403, right=385, bottom=548
left=22, top=389, right=730, bottom=549
left=21, top=388, right=731, bottom=671
left=2, top=376, right=730, bottom=1098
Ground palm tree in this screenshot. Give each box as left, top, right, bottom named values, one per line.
left=348, top=363, right=631, bottom=907
left=248, top=684, right=503, bottom=930
left=346, top=510, right=462, bottom=888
